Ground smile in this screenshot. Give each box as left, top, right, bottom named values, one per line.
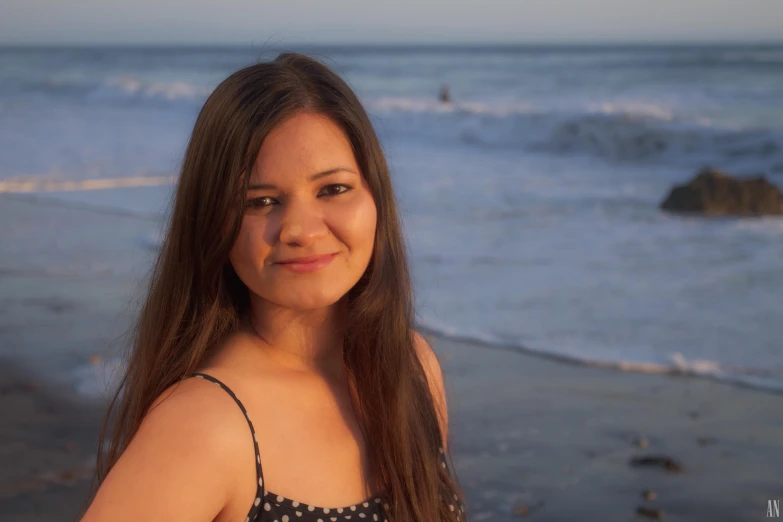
left=274, top=253, right=337, bottom=273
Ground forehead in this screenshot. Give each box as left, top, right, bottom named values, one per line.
left=250, top=112, right=359, bottom=183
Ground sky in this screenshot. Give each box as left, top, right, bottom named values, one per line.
left=1, top=0, right=782, bottom=45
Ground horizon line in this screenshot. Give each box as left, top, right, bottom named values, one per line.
left=2, top=39, right=783, bottom=49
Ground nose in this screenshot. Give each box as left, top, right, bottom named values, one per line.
left=277, top=196, right=329, bottom=246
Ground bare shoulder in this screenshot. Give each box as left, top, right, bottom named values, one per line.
left=412, top=329, right=449, bottom=445
left=81, top=375, right=255, bottom=522
left=412, top=330, right=439, bottom=372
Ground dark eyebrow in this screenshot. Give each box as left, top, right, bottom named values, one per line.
left=248, top=167, right=357, bottom=191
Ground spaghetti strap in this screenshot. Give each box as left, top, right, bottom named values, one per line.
left=190, top=372, right=266, bottom=522
left=187, top=372, right=391, bottom=521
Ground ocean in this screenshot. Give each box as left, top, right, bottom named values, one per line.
left=1, top=44, right=782, bottom=392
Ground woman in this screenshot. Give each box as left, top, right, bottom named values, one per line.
left=80, top=52, right=466, bottom=522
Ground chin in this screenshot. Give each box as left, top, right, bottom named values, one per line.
left=267, top=285, right=351, bottom=311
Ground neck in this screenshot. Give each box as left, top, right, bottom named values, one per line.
left=245, top=293, right=348, bottom=374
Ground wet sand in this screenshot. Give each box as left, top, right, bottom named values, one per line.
left=2, top=325, right=781, bottom=522
left=431, top=331, right=783, bottom=522
left=0, top=359, right=101, bottom=522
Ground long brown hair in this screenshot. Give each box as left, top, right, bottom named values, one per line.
left=91, top=51, right=466, bottom=522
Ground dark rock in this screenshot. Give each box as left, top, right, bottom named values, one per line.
left=660, top=168, right=783, bottom=216
left=636, top=506, right=665, bottom=519
left=629, top=455, right=684, bottom=473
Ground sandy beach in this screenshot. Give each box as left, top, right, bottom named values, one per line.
left=2, top=321, right=782, bottom=522
left=432, top=333, right=783, bottom=521
left=0, top=359, right=101, bottom=522
left=1, top=194, right=781, bottom=522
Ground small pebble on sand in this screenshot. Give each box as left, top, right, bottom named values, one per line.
left=629, top=455, right=684, bottom=473
left=636, top=506, right=664, bottom=519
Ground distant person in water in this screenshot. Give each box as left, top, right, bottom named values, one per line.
left=439, top=84, right=452, bottom=104
left=80, top=52, right=467, bottom=522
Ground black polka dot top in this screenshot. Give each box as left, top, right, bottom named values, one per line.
left=190, top=372, right=389, bottom=522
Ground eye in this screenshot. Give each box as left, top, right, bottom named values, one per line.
left=245, top=184, right=352, bottom=211
left=246, top=196, right=277, bottom=209
left=319, top=184, right=352, bottom=197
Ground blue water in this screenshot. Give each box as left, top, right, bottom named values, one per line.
left=1, top=44, right=782, bottom=391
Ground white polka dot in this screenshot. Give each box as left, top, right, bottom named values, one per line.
left=258, top=477, right=263, bottom=487
left=374, top=498, right=381, bottom=503
left=449, top=504, right=454, bottom=511
left=254, top=497, right=261, bottom=506
left=295, top=512, right=302, bottom=517
left=350, top=506, right=356, bottom=511
left=359, top=514, right=366, bottom=518
left=264, top=503, right=271, bottom=511
left=277, top=495, right=284, bottom=502
left=373, top=515, right=378, bottom=521
left=292, top=501, right=299, bottom=507
left=323, top=508, right=330, bottom=514
left=282, top=516, right=289, bottom=522
left=244, top=517, right=249, bottom=522
left=363, top=502, right=369, bottom=508
left=346, top=517, right=351, bottom=520
left=317, top=519, right=323, bottom=522
left=330, top=518, right=337, bottom=522
left=441, top=462, right=446, bottom=468
left=308, top=505, right=315, bottom=512
left=337, top=508, right=343, bottom=513
left=257, top=455, right=261, bottom=463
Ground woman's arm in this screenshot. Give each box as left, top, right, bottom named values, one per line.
left=81, top=379, right=254, bottom=522
left=413, top=330, right=449, bottom=450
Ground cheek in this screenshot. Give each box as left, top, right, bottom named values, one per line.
left=337, top=194, right=377, bottom=248
left=229, top=218, right=270, bottom=271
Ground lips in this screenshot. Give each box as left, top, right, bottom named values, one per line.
left=276, top=253, right=337, bottom=264
left=274, top=253, right=337, bottom=273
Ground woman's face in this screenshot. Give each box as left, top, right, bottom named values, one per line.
left=229, top=112, right=377, bottom=311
